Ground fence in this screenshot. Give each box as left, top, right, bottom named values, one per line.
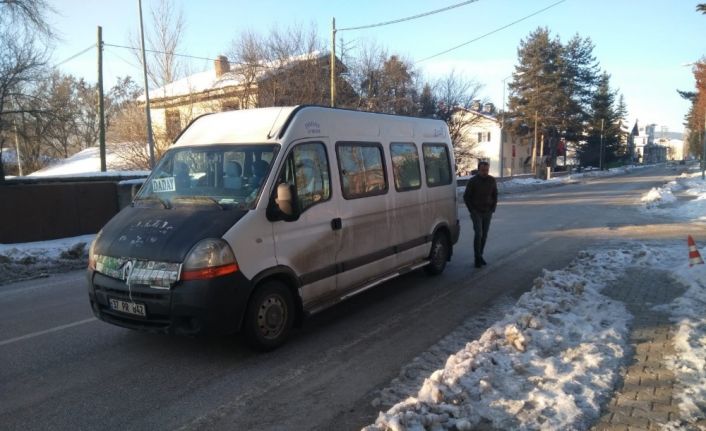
left=0, top=176, right=145, bottom=243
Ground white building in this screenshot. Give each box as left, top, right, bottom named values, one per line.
left=454, top=103, right=532, bottom=178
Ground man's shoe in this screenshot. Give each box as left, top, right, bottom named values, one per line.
left=474, top=258, right=482, bottom=268
left=480, top=257, right=487, bottom=266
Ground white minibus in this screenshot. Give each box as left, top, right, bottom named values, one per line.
left=87, top=106, right=460, bottom=349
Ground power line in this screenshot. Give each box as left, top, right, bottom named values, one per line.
left=416, top=0, right=567, bottom=63
left=104, top=47, right=140, bottom=70
left=54, top=44, right=95, bottom=67
left=338, top=0, right=480, bottom=32
left=103, top=42, right=221, bottom=63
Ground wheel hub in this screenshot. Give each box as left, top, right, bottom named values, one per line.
left=258, top=295, right=286, bottom=339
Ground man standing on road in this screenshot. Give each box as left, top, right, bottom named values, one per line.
left=463, top=161, right=498, bottom=268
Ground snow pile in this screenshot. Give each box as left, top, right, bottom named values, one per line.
left=640, top=170, right=706, bottom=220
left=660, top=254, right=706, bottom=425
left=0, top=234, right=95, bottom=284
left=364, top=246, right=649, bottom=431
left=641, top=184, right=677, bottom=207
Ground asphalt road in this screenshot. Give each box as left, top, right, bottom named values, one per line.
left=0, top=165, right=695, bottom=431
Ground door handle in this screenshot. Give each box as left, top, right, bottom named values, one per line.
left=331, top=218, right=342, bottom=230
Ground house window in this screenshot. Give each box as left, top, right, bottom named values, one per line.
left=487, top=132, right=491, bottom=141
left=477, top=132, right=483, bottom=143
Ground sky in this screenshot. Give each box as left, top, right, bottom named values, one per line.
left=3, top=165, right=705, bottom=428
left=49, top=0, right=705, bottom=134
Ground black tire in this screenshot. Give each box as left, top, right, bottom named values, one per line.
left=243, top=280, right=295, bottom=351
left=425, top=232, right=450, bottom=275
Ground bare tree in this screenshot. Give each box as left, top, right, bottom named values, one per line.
left=228, top=24, right=355, bottom=108
left=129, top=0, right=186, bottom=89
left=228, top=30, right=266, bottom=109
left=348, top=39, right=388, bottom=110
left=0, top=0, right=54, bottom=180
left=432, top=70, right=485, bottom=174
left=105, top=77, right=154, bottom=169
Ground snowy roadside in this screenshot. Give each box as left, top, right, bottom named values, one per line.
left=0, top=164, right=703, bottom=429
left=0, top=234, right=94, bottom=285
left=0, top=164, right=647, bottom=285
left=457, top=163, right=651, bottom=198
left=365, top=168, right=706, bottom=430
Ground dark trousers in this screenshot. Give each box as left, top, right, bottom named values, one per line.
left=470, top=211, right=493, bottom=260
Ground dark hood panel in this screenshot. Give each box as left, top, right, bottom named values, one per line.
left=95, top=206, right=247, bottom=262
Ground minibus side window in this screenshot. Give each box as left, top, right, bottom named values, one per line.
left=336, top=142, right=388, bottom=199
left=422, top=143, right=452, bottom=187
left=390, top=142, right=421, bottom=192
left=276, top=142, right=331, bottom=214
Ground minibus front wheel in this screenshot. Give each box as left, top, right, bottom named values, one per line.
left=425, top=231, right=450, bottom=275
left=243, top=279, right=295, bottom=351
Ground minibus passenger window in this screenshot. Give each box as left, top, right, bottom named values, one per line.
left=336, top=142, right=388, bottom=199
left=390, top=143, right=421, bottom=191
left=422, top=144, right=452, bottom=187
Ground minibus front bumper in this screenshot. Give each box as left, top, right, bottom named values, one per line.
left=87, top=269, right=253, bottom=336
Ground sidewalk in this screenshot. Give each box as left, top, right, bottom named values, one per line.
left=592, top=268, right=703, bottom=431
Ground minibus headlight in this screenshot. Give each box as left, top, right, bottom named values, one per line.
left=88, top=231, right=101, bottom=270
left=181, top=239, right=239, bottom=281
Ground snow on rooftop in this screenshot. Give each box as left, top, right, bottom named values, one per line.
left=138, top=51, right=325, bottom=101
left=27, top=146, right=149, bottom=178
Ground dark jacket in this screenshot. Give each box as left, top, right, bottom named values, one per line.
left=463, top=174, right=498, bottom=213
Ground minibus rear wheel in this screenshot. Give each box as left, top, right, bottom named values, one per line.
left=243, top=279, right=295, bottom=351
left=425, top=232, right=450, bottom=275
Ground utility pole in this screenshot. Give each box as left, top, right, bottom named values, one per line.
left=138, top=0, right=156, bottom=168
left=500, top=75, right=512, bottom=179
left=531, top=111, right=538, bottom=176
left=97, top=26, right=106, bottom=172
left=330, top=17, right=336, bottom=108
left=702, top=114, right=706, bottom=179
left=599, top=118, right=605, bottom=170
left=13, top=120, right=22, bottom=176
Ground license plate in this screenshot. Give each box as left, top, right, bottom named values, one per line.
left=109, top=298, right=146, bottom=317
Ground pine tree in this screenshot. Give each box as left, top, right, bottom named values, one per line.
left=580, top=72, right=622, bottom=169
left=418, top=84, right=436, bottom=118
left=560, top=35, right=599, bottom=145
left=507, top=28, right=603, bottom=172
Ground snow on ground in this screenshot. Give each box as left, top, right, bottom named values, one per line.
left=639, top=170, right=706, bottom=221
left=458, top=164, right=650, bottom=197
left=367, top=165, right=706, bottom=430
left=1, top=162, right=704, bottom=429
left=0, top=234, right=95, bottom=284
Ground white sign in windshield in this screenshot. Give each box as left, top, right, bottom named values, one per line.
left=152, top=177, right=176, bottom=193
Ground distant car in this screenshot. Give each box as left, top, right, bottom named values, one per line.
left=679, top=160, right=686, bottom=165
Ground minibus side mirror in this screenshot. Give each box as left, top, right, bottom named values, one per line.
left=268, top=183, right=299, bottom=222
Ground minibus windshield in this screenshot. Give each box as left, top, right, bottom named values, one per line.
left=134, top=144, right=278, bottom=210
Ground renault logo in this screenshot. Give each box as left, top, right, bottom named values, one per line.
left=121, top=260, right=134, bottom=282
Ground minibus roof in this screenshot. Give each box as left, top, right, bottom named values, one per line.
left=174, top=106, right=297, bottom=147
left=173, top=105, right=450, bottom=147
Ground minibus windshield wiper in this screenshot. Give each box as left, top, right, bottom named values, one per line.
left=133, top=196, right=170, bottom=209
left=170, top=196, right=224, bottom=210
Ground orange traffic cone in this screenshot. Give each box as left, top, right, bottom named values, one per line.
left=688, top=235, right=704, bottom=267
